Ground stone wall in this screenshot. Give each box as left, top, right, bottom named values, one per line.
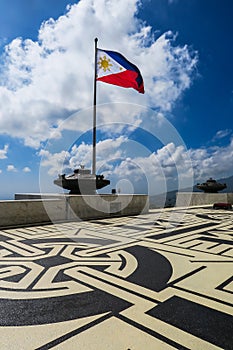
left=0, top=199, right=66, bottom=228
left=0, top=194, right=149, bottom=228
left=176, top=192, right=233, bottom=207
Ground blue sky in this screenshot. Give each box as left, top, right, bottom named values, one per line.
left=0, top=0, right=232, bottom=199
left=140, top=0, right=233, bottom=149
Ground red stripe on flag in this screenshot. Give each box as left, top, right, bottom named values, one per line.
left=97, top=70, right=144, bottom=94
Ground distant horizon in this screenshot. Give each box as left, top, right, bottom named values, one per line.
left=1, top=172, right=232, bottom=202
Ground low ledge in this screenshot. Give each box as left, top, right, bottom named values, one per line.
left=0, top=194, right=149, bottom=228
left=176, top=192, right=233, bottom=207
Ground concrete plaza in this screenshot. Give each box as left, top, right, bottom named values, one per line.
left=0, top=206, right=232, bottom=349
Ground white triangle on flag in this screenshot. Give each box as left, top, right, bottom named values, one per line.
left=97, top=50, right=126, bottom=78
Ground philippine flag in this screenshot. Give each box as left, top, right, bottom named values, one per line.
left=96, top=49, right=144, bottom=94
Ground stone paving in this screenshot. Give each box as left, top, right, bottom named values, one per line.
left=0, top=206, right=232, bottom=349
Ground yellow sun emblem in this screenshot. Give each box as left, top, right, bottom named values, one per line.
left=98, top=55, right=113, bottom=72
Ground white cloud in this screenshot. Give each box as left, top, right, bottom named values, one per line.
left=23, top=166, right=31, bottom=172
left=111, top=142, right=194, bottom=193
left=0, top=144, right=8, bottom=159
left=189, top=138, right=233, bottom=181
left=39, top=149, right=70, bottom=176
left=7, top=164, right=17, bottom=172
left=39, top=135, right=128, bottom=176
left=0, top=0, right=197, bottom=148
left=109, top=138, right=233, bottom=191
left=40, top=136, right=194, bottom=194
left=40, top=123, right=233, bottom=195
left=212, top=129, right=232, bottom=141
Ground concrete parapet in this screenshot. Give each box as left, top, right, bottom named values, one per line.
left=0, top=199, right=67, bottom=228
left=176, top=192, right=233, bottom=207
left=0, top=194, right=149, bottom=228
left=67, top=194, right=149, bottom=220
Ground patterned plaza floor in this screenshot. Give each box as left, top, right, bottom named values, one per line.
left=0, top=206, right=232, bottom=349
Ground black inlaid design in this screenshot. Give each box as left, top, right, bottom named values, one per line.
left=36, top=313, right=112, bottom=350
left=73, top=238, right=119, bottom=245
left=0, top=208, right=232, bottom=349
left=35, top=255, right=72, bottom=268
left=200, top=232, right=219, bottom=237
left=0, top=265, right=30, bottom=283
left=118, top=253, right=126, bottom=271
left=0, top=290, right=131, bottom=326
left=149, top=222, right=218, bottom=240
left=24, top=237, right=74, bottom=244
left=52, top=269, right=75, bottom=283
left=149, top=296, right=233, bottom=349
left=196, top=214, right=221, bottom=221
left=118, top=314, right=190, bottom=350
left=90, top=221, right=111, bottom=225
left=216, top=276, right=233, bottom=293
left=0, top=234, right=11, bottom=241
left=200, top=236, right=233, bottom=246
left=124, top=246, right=172, bottom=291
left=154, top=218, right=185, bottom=227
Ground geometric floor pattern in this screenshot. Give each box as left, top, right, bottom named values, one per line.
left=0, top=206, right=232, bottom=349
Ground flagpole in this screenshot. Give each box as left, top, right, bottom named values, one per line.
left=92, top=37, right=98, bottom=175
